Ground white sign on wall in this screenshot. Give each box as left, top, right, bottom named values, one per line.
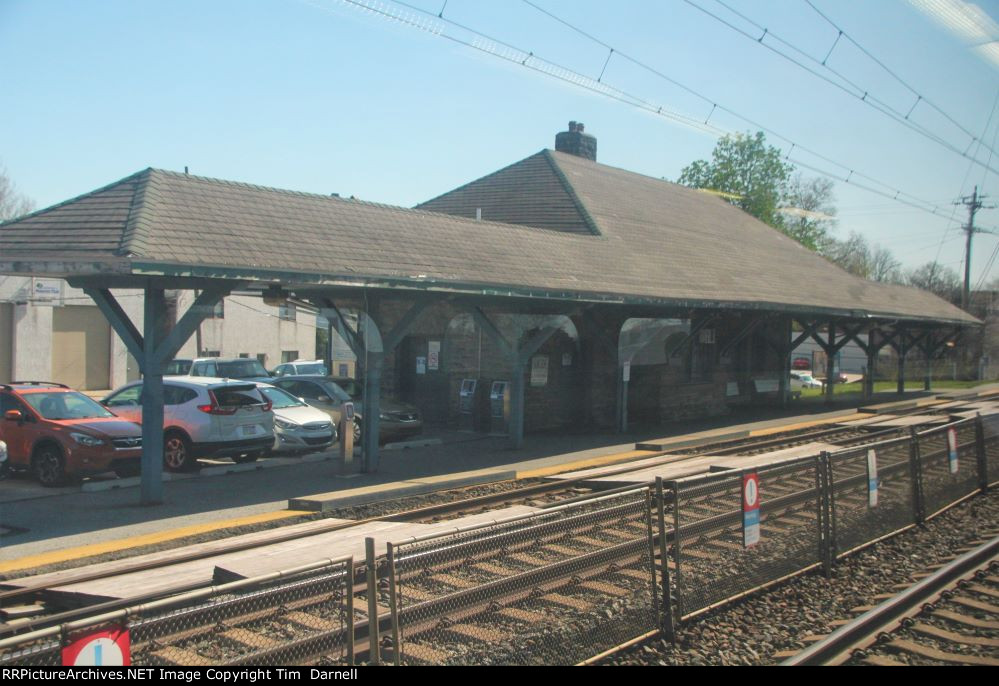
left=531, top=355, right=549, bottom=387
left=31, top=278, right=62, bottom=306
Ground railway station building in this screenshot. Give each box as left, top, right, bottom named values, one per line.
left=0, top=123, right=979, bottom=504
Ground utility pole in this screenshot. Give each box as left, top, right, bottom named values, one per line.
left=954, top=186, right=995, bottom=310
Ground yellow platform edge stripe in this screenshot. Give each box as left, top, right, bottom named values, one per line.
left=0, top=509, right=311, bottom=575
left=517, top=450, right=660, bottom=480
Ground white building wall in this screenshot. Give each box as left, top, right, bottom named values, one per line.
left=1, top=277, right=318, bottom=388
left=174, top=293, right=317, bottom=369
left=12, top=302, right=52, bottom=381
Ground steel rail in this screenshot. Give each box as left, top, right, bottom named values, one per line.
left=780, top=534, right=999, bottom=666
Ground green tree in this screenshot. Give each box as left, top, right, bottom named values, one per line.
left=678, top=131, right=793, bottom=230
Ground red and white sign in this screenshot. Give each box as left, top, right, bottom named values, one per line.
left=742, top=472, right=761, bottom=548
left=947, top=427, right=959, bottom=474
left=61, top=626, right=130, bottom=666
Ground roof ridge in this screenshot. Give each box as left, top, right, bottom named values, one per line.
left=541, top=149, right=603, bottom=236
left=117, top=168, right=155, bottom=257
left=151, top=166, right=603, bottom=239
left=415, top=150, right=552, bottom=209
left=0, top=168, right=151, bottom=230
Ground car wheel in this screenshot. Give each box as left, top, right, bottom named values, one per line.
left=33, top=445, right=69, bottom=487
left=353, top=419, right=362, bottom=443
left=164, top=432, right=195, bottom=472
left=232, top=452, right=260, bottom=464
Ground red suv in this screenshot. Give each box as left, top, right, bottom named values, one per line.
left=0, top=382, right=143, bottom=486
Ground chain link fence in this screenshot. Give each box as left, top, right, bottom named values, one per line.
left=0, top=558, right=353, bottom=667
left=669, top=456, right=823, bottom=620
left=385, top=489, right=659, bottom=665
left=984, top=414, right=999, bottom=487
left=917, top=418, right=981, bottom=519
left=827, top=436, right=916, bottom=559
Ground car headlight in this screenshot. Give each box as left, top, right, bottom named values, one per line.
left=70, top=432, right=105, bottom=447
left=379, top=412, right=393, bottom=421
left=274, top=418, right=298, bottom=430
left=0, top=441, right=7, bottom=463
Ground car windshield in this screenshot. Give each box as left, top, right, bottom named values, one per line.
left=216, top=360, right=270, bottom=379
left=258, top=386, right=305, bottom=409
left=296, top=363, right=327, bottom=375
left=23, top=392, right=115, bottom=420
left=165, top=359, right=192, bottom=375
left=320, top=381, right=353, bottom=403
left=335, top=379, right=362, bottom=399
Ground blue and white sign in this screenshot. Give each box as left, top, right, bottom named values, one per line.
left=867, top=448, right=878, bottom=508
left=947, top=428, right=959, bottom=474
left=742, top=472, right=761, bottom=548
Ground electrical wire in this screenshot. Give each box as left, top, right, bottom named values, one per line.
left=685, top=0, right=999, bottom=174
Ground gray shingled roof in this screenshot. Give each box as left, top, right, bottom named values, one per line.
left=0, top=153, right=977, bottom=326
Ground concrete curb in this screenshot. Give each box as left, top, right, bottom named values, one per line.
left=288, top=469, right=517, bottom=512
left=382, top=438, right=443, bottom=451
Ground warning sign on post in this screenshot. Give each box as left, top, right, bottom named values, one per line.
left=947, top=428, right=959, bottom=474
left=61, top=626, right=130, bottom=666
left=742, top=472, right=761, bottom=548
left=867, top=448, right=879, bottom=508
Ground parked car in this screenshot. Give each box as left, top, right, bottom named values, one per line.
left=273, top=376, right=422, bottom=445
left=256, top=383, right=336, bottom=455
left=791, top=357, right=811, bottom=370
left=1, top=382, right=142, bottom=486
left=184, top=358, right=273, bottom=382
left=271, top=360, right=328, bottom=378
left=0, top=439, right=9, bottom=480
left=102, top=377, right=274, bottom=471
left=328, top=376, right=423, bottom=444
left=790, top=372, right=822, bottom=390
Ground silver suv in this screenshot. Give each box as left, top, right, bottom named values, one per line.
left=102, top=377, right=274, bottom=471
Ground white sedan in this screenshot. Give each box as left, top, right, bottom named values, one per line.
left=256, top=384, right=337, bottom=455
left=790, top=372, right=823, bottom=390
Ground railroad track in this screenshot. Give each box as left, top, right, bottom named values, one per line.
left=2, top=400, right=992, bottom=664
left=782, top=534, right=999, bottom=666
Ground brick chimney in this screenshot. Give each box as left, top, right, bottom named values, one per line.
left=555, top=121, right=597, bottom=161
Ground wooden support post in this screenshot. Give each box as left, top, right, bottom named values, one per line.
left=778, top=318, right=791, bottom=408
left=897, top=329, right=907, bottom=395
left=141, top=287, right=167, bottom=505
left=825, top=322, right=837, bottom=404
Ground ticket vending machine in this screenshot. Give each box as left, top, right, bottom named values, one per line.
left=458, top=379, right=478, bottom=432
left=489, top=381, right=510, bottom=436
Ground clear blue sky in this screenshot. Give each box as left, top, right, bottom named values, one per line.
left=2, top=0, right=998, bottom=287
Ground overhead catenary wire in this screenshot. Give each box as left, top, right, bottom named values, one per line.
left=684, top=0, right=999, bottom=175
left=516, top=0, right=999, bottom=232
left=804, top=0, right=995, bottom=148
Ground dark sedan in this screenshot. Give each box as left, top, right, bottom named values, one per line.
left=273, top=376, right=422, bottom=445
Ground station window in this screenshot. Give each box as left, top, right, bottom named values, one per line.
left=281, top=350, right=299, bottom=363
left=278, top=303, right=296, bottom=321
left=208, top=300, right=224, bottom=319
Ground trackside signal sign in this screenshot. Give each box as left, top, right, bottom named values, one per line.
left=867, top=448, right=879, bottom=508
left=61, top=626, right=130, bottom=666
left=947, top=428, right=959, bottom=474
left=742, top=472, right=760, bottom=548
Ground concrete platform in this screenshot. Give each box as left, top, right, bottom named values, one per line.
left=868, top=414, right=951, bottom=427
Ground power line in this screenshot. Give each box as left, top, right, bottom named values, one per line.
left=324, top=0, right=985, bottom=227
left=803, top=0, right=994, bottom=152
left=520, top=0, right=959, bottom=219
left=683, top=0, right=999, bottom=176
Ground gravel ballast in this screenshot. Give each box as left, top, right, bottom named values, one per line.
left=606, top=487, right=999, bottom=666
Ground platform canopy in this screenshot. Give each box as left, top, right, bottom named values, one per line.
left=0, top=152, right=979, bottom=326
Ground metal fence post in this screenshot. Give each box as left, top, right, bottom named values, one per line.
left=818, top=453, right=833, bottom=577
left=976, top=413, right=988, bottom=493
left=386, top=543, right=401, bottom=666
left=365, top=537, right=380, bottom=665
left=909, top=427, right=925, bottom=525
left=655, top=478, right=676, bottom=644
left=669, top=479, right=684, bottom=620
left=347, top=557, right=356, bottom=666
